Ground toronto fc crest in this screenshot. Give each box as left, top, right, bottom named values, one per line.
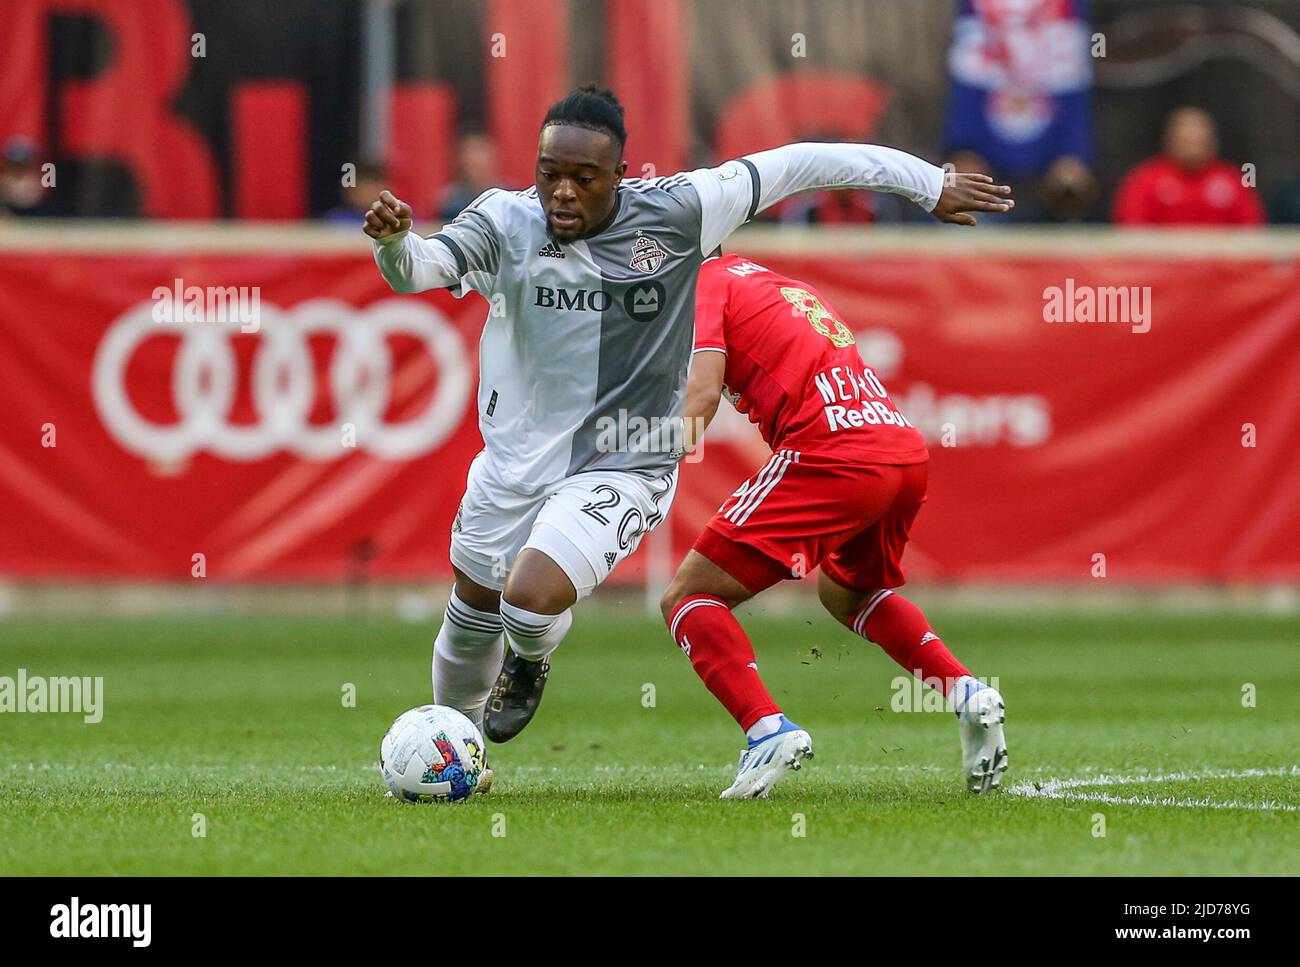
left=629, top=231, right=668, bottom=274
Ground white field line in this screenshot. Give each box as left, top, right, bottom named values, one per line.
left=1008, top=766, right=1300, bottom=812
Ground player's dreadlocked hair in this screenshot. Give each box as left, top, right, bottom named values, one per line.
left=541, top=84, right=627, bottom=152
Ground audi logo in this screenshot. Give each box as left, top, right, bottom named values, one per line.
left=93, top=298, right=472, bottom=461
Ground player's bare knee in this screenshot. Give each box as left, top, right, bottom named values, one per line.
left=502, top=549, right=577, bottom=615
left=659, top=582, right=687, bottom=625
left=501, top=582, right=567, bottom=616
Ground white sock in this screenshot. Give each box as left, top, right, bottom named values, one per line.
left=499, top=600, right=573, bottom=662
left=947, top=675, right=981, bottom=716
left=746, top=713, right=785, bottom=743
left=432, top=589, right=504, bottom=730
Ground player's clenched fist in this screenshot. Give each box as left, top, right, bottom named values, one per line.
left=932, top=172, right=1014, bottom=226
left=363, top=190, right=413, bottom=239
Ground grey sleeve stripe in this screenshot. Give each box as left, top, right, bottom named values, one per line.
left=464, top=209, right=502, bottom=268
left=430, top=232, right=468, bottom=276
left=739, top=158, right=761, bottom=222
left=460, top=206, right=496, bottom=231
left=467, top=188, right=500, bottom=210
left=442, top=207, right=501, bottom=273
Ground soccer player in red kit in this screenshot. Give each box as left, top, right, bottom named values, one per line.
left=661, top=252, right=1008, bottom=798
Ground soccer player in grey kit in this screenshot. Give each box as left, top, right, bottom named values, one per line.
left=364, top=84, right=1012, bottom=744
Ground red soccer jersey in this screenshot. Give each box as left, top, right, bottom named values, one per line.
left=1112, top=157, right=1266, bottom=226
left=693, top=253, right=928, bottom=464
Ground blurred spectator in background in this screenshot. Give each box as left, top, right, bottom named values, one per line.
left=439, top=133, right=499, bottom=220
left=1112, top=107, right=1264, bottom=226
left=942, top=0, right=1097, bottom=224
left=1, top=136, right=53, bottom=218
left=323, top=161, right=387, bottom=225
left=1036, top=154, right=1100, bottom=223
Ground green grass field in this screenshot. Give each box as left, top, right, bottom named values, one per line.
left=1, top=605, right=1296, bottom=875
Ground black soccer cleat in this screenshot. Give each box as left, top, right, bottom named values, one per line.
left=483, top=650, right=550, bottom=743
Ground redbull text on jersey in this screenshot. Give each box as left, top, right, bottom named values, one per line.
left=812, top=364, right=914, bottom=432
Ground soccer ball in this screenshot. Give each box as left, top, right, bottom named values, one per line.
left=379, top=705, right=489, bottom=803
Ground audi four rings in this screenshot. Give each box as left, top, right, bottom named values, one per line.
left=92, top=299, right=472, bottom=461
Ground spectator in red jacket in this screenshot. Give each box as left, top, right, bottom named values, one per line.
left=1112, top=107, right=1265, bottom=226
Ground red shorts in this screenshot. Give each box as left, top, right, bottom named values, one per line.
left=693, top=450, right=928, bottom=595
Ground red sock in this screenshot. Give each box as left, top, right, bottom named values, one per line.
left=667, top=595, right=782, bottom=731
left=851, top=591, right=970, bottom=694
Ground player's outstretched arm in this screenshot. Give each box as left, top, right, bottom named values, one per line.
left=744, top=142, right=948, bottom=214
left=690, top=142, right=1014, bottom=254
left=365, top=190, right=465, bottom=294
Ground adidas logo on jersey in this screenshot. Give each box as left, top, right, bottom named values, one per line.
left=604, top=551, right=617, bottom=568
left=537, top=241, right=566, bottom=259
left=919, top=631, right=939, bottom=646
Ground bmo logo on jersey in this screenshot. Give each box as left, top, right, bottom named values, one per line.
left=533, top=286, right=613, bottom=312
left=624, top=281, right=665, bottom=322
left=533, top=282, right=666, bottom=322
left=814, top=364, right=914, bottom=431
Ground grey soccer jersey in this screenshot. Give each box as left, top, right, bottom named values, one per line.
left=372, top=142, right=945, bottom=492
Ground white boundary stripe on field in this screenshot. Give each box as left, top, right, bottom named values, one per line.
left=1008, top=766, right=1300, bottom=812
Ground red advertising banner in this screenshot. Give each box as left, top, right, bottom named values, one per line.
left=1, top=234, right=1297, bottom=583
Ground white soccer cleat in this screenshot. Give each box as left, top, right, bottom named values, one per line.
left=951, top=679, right=1008, bottom=794
left=719, top=718, right=813, bottom=799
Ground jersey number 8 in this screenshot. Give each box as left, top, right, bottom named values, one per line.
left=780, top=286, right=855, bottom=349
